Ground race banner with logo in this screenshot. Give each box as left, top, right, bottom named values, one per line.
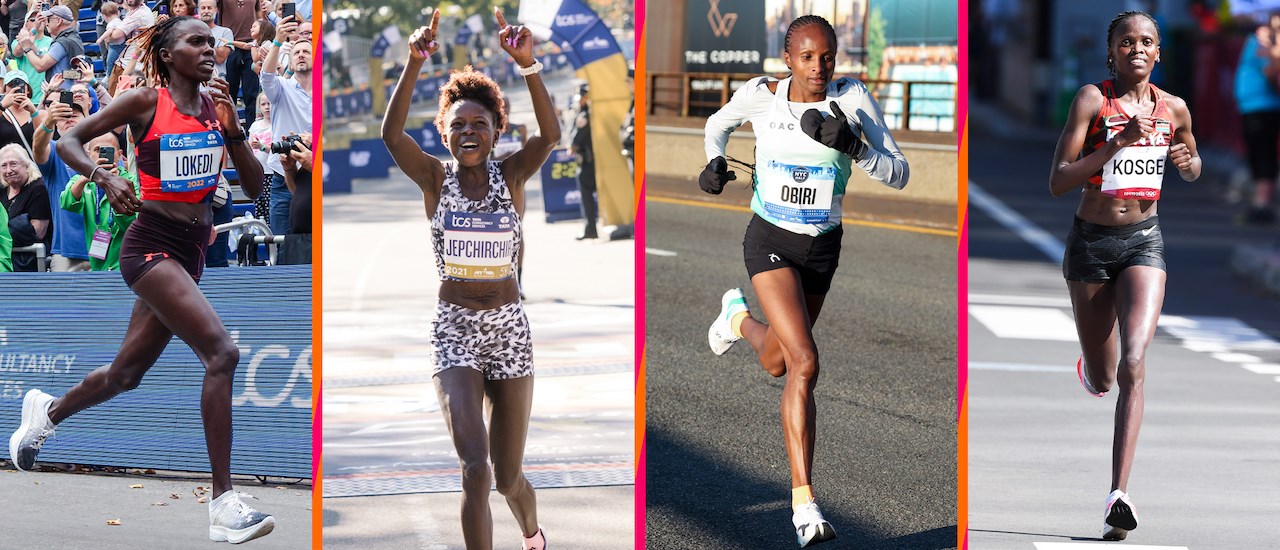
left=0, top=267, right=312, bottom=479
left=519, top=0, right=634, bottom=227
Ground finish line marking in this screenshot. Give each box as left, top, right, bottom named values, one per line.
left=1033, top=544, right=1189, bottom=550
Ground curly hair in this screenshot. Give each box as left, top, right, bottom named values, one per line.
left=784, top=15, right=838, bottom=54
left=435, top=66, right=507, bottom=136
left=133, top=16, right=198, bottom=88
left=1105, top=11, right=1160, bottom=76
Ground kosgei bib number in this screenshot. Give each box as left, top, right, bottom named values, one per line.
left=441, top=211, right=515, bottom=281
left=160, top=131, right=223, bottom=193
left=1101, top=119, right=1171, bottom=200
left=760, top=160, right=836, bottom=224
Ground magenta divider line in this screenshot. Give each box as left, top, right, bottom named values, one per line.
left=635, top=2, right=646, bottom=547
left=311, top=19, right=322, bottom=484
left=957, top=2, right=970, bottom=550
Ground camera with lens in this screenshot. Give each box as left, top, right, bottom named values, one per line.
left=269, top=134, right=304, bottom=154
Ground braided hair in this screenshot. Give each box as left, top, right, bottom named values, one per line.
left=1105, top=11, right=1160, bottom=76
left=132, top=16, right=198, bottom=88
left=783, top=15, right=838, bottom=54
left=436, top=66, right=507, bottom=136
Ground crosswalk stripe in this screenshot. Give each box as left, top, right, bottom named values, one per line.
left=970, top=304, right=1078, bottom=341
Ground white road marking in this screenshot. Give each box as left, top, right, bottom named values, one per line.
left=969, top=293, right=1073, bottom=308
left=969, top=181, right=1066, bottom=261
left=970, top=362, right=1073, bottom=373
left=646, top=247, right=677, bottom=256
left=970, top=305, right=1078, bottom=341
left=1242, top=363, right=1280, bottom=375
left=1033, top=544, right=1189, bottom=550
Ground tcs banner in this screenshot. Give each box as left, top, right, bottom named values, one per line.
left=0, top=267, right=312, bottom=479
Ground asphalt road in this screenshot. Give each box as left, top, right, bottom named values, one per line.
left=0, top=467, right=312, bottom=549
left=967, top=128, right=1280, bottom=549
left=644, top=196, right=958, bottom=549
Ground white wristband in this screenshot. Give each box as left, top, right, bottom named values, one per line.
left=516, top=59, right=543, bottom=76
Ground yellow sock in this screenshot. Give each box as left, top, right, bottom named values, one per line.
left=792, top=485, right=814, bottom=510
left=730, top=311, right=749, bottom=338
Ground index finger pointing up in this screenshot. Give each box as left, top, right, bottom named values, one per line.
left=495, top=7, right=508, bottom=29
left=429, top=9, right=440, bottom=34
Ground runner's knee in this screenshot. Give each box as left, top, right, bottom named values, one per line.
left=106, top=365, right=145, bottom=392
left=459, top=459, right=492, bottom=491
left=204, top=340, right=241, bottom=377
left=493, top=467, right=526, bottom=496
left=1116, top=355, right=1145, bottom=389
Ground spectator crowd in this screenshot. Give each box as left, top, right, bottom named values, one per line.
left=0, top=0, right=313, bottom=272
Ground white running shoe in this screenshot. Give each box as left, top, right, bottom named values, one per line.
left=209, top=491, right=276, bottom=544
left=708, top=288, right=749, bottom=355
left=1102, top=489, right=1138, bottom=541
left=523, top=526, right=547, bottom=550
left=792, top=501, right=836, bottom=547
left=9, top=388, right=56, bottom=471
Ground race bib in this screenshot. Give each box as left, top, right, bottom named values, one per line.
left=441, top=211, right=516, bottom=281
left=760, top=161, right=836, bottom=224
left=160, top=131, right=223, bottom=193
left=1101, top=119, right=1171, bottom=200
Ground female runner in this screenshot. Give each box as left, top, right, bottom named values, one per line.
left=701, top=15, right=908, bottom=548
left=1048, top=10, right=1199, bottom=541
left=380, top=8, right=557, bottom=550
left=7, top=16, right=273, bottom=544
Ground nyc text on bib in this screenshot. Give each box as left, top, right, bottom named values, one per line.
left=760, top=161, right=836, bottom=224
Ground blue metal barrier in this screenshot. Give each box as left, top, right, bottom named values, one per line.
left=0, top=266, right=312, bottom=479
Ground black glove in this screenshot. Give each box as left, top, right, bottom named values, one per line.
left=799, top=101, right=868, bottom=160
left=698, top=156, right=736, bottom=195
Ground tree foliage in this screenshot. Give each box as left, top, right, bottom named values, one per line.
left=866, top=6, right=886, bottom=80
left=326, top=0, right=521, bottom=39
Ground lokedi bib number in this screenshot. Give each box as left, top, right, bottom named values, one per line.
left=441, top=211, right=516, bottom=281
left=1101, top=118, right=1171, bottom=200
left=760, top=160, right=836, bottom=224
left=160, top=131, right=223, bottom=193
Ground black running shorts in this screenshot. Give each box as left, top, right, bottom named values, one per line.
left=119, top=212, right=211, bottom=287
left=742, top=214, right=842, bottom=294
left=1062, top=215, right=1165, bottom=283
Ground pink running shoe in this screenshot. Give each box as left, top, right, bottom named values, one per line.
left=1077, top=356, right=1104, bottom=397
left=523, top=526, right=546, bottom=550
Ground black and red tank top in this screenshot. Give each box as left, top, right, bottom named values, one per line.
left=1083, top=79, right=1175, bottom=195
left=136, top=89, right=225, bottom=203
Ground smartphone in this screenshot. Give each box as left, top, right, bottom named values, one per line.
left=281, top=2, right=295, bottom=21
left=158, top=5, right=168, bottom=15
left=59, top=90, right=73, bottom=105
left=99, top=146, right=114, bottom=164
left=63, top=69, right=82, bottom=81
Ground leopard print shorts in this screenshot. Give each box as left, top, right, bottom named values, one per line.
left=430, top=300, right=533, bottom=380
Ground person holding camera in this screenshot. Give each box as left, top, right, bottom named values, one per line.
left=59, top=132, right=137, bottom=271
left=33, top=88, right=92, bottom=271
left=16, top=5, right=80, bottom=88
left=260, top=13, right=309, bottom=236
left=0, top=70, right=38, bottom=156
left=276, top=131, right=308, bottom=264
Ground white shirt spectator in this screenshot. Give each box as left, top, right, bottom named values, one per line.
left=212, top=24, right=233, bottom=76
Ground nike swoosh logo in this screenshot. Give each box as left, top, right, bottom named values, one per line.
left=1140, top=227, right=1155, bottom=237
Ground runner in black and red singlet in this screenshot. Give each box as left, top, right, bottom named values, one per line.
left=7, top=16, right=275, bottom=544
left=1048, top=10, right=1201, bottom=541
